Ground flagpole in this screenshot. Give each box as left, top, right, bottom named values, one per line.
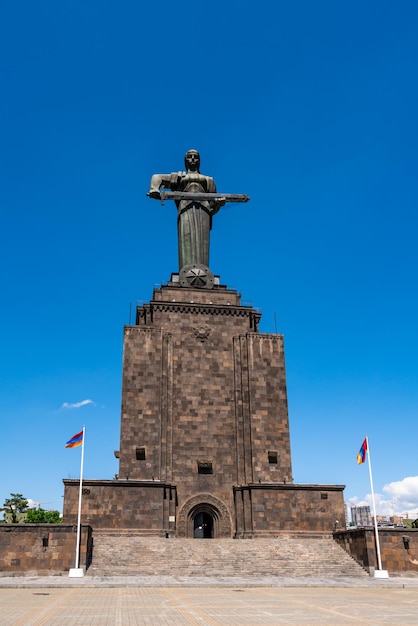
left=366, top=435, right=388, bottom=577
left=69, top=425, right=85, bottom=577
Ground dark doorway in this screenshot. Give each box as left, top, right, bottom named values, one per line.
left=193, top=511, right=214, bottom=538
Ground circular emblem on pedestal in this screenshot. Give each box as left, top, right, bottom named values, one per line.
left=179, top=264, right=214, bottom=289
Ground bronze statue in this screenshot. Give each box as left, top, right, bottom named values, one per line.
left=148, top=150, right=249, bottom=273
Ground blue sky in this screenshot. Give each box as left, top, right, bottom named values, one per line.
left=1, top=1, right=417, bottom=520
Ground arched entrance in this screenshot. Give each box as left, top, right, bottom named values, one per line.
left=193, top=511, right=214, bottom=538
left=190, top=503, right=218, bottom=538
left=176, top=493, right=232, bottom=538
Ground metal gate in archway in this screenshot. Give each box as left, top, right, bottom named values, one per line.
left=192, top=508, right=215, bottom=538
left=176, top=494, right=232, bottom=538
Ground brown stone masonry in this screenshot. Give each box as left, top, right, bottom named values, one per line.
left=335, top=528, right=418, bottom=574
left=0, top=525, right=92, bottom=574
left=62, top=276, right=346, bottom=538
left=114, top=280, right=293, bottom=533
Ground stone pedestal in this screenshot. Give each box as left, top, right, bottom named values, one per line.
left=63, top=275, right=345, bottom=536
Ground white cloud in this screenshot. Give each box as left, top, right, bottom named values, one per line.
left=61, top=399, right=95, bottom=410
left=383, top=476, right=418, bottom=501
left=383, top=476, right=418, bottom=518
left=350, top=476, right=418, bottom=520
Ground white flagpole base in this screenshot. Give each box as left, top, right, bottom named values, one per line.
left=68, top=568, right=84, bottom=578
left=374, top=569, right=389, bottom=579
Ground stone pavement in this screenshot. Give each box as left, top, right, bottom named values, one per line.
left=2, top=576, right=418, bottom=625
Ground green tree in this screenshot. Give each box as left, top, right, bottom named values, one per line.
left=25, top=508, right=61, bottom=524
left=412, top=518, right=418, bottom=529
left=1, top=493, right=29, bottom=523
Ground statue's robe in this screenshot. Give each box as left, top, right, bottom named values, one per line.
left=168, top=172, right=217, bottom=269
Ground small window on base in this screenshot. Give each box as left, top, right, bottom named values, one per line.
left=136, top=447, right=146, bottom=460
left=198, top=461, right=213, bottom=474
left=268, top=451, right=278, bottom=464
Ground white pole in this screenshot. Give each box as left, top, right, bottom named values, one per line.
left=366, top=435, right=388, bottom=577
left=69, top=426, right=85, bottom=577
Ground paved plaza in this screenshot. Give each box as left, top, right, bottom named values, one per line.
left=1, top=576, right=418, bottom=625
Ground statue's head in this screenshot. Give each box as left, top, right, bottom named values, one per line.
left=185, top=149, right=200, bottom=172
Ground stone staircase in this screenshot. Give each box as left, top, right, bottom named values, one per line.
left=86, top=532, right=368, bottom=578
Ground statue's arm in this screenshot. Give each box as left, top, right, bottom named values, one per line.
left=148, top=174, right=170, bottom=198
left=148, top=172, right=181, bottom=199
left=207, top=176, right=224, bottom=215
left=207, top=177, right=216, bottom=193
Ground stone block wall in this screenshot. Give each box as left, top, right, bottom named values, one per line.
left=62, top=479, right=345, bottom=537
left=115, top=282, right=292, bottom=534
left=63, top=480, right=175, bottom=532
left=234, top=484, right=345, bottom=537
left=118, top=326, right=164, bottom=482
left=61, top=278, right=347, bottom=539
left=335, top=528, right=418, bottom=574
left=0, top=525, right=92, bottom=574
left=235, top=333, right=292, bottom=485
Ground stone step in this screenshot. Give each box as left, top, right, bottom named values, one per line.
left=86, top=535, right=368, bottom=578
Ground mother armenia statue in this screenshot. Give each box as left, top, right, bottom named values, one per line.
left=148, top=150, right=249, bottom=275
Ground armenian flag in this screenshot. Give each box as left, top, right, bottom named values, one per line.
left=357, top=437, right=367, bottom=464
left=66, top=430, right=84, bottom=449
